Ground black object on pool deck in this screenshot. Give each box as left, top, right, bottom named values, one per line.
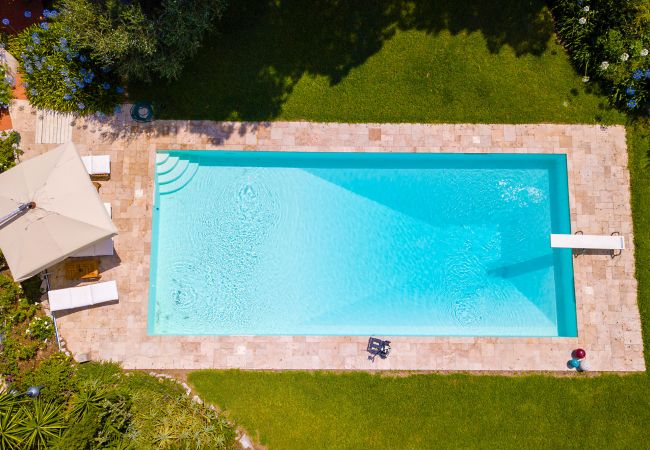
left=367, top=337, right=391, bottom=362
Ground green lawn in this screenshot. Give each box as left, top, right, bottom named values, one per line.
left=190, top=370, right=649, bottom=449
left=129, top=0, right=625, bottom=124
left=628, top=122, right=650, bottom=365
left=157, top=1, right=650, bottom=448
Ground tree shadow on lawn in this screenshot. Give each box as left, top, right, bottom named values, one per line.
left=132, top=0, right=554, bottom=121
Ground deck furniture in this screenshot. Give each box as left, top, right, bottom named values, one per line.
left=0, top=142, right=117, bottom=281
left=48, top=280, right=118, bottom=312
left=367, top=337, right=391, bottom=362
left=81, top=155, right=111, bottom=180
left=71, top=204, right=114, bottom=257
left=550, top=232, right=625, bottom=257
left=64, top=258, right=100, bottom=280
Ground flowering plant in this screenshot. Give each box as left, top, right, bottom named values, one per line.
left=551, top=0, right=649, bottom=113
left=25, top=316, right=54, bottom=341
left=10, top=22, right=124, bottom=115
left=0, top=63, right=11, bottom=109
left=0, top=131, right=22, bottom=173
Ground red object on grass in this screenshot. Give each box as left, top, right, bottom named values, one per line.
left=574, top=348, right=586, bottom=359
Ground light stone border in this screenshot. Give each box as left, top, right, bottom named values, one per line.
left=9, top=101, right=645, bottom=372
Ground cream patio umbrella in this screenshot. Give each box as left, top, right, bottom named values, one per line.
left=0, top=142, right=117, bottom=281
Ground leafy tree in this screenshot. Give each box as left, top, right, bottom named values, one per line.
left=54, top=0, right=156, bottom=81
left=55, top=0, right=227, bottom=81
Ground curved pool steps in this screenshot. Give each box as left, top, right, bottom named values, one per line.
left=155, top=152, right=171, bottom=166
left=158, top=162, right=199, bottom=195
left=157, top=158, right=190, bottom=184
left=156, top=155, right=181, bottom=175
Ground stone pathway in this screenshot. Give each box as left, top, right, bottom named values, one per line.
left=9, top=100, right=645, bottom=372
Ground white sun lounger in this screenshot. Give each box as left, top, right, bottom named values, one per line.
left=550, top=234, right=625, bottom=250
left=48, top=280, right=118, bottom=312
left=71, top=203, right=114, bottom=257
left=81, top=155, right=111, bottom=177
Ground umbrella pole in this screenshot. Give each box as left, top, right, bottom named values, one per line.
left=41, top=271, right=62, bottom=352
left=0, top=202, right=36, bottom=226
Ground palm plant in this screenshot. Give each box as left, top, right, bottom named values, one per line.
left=17, top=400, right=65, bottom=449
left=0, top=402, right=24, bottom=450
left=0, top=392, right=23, bottom=414
left=67, top=381, right=108, bottom=420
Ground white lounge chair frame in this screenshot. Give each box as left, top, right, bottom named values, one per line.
left=81, top=155, right=111, bottom=177
left=71, top=203, right=114, bottom=257
left=48, top=280, right=118, bottom=312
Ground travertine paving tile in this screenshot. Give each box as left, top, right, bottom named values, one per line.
left=9, top=100, right=645, bottom=371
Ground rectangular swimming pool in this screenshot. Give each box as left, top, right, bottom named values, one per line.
left=149, top=151, right=576, bottom=337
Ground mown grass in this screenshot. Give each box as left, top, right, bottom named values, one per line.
left=190, top=370, right=649, bottom=450
left=129, top=0, right=625, bottom=124
left=628, top=121, right=650, bottom=365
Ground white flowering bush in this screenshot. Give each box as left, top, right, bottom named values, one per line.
left=551, top=0, right=649, bottom=113
left=9, top=21, right=124, bottom=115
left=26, top=316, right=54, bottom=341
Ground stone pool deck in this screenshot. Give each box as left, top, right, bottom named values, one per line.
left=10, top=100, right=645, bottom=371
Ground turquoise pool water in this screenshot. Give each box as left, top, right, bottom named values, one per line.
left=149, top=151, right=576, bottom=337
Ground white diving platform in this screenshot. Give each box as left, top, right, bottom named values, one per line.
left=550, top=233, right=625, bottom=250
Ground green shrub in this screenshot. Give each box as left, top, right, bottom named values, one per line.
left=14, top=340, right=40, bottom=360
left=9, top=23, right=124, bottom=115
left=55, top=0, right=227, bottom=81
left=0, top=131, right=22, bottom=174
left=0, top=274, right=50, bottom=376
left=20, top=276, right=43, bottom=305
left=25, top=316, right=54, bottom=342
left=0, top=274, right=22, bottom=317
left=73, top=360, right=122, bottom=386
left=4, top=359, right=237, bottom=449
left=0, top=62, right=11, bottom=109
left=0, top=33, right=11, bottom=107
left=17, top=353, right=76, bottom=404
left=551, top=0, right=649, bottom=112
left=53, top=407, right=100, bottom=450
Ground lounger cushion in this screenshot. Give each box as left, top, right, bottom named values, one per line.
left=81, top=155, right=111, bottom=175
left=49, top=280, right=118, bottom=312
